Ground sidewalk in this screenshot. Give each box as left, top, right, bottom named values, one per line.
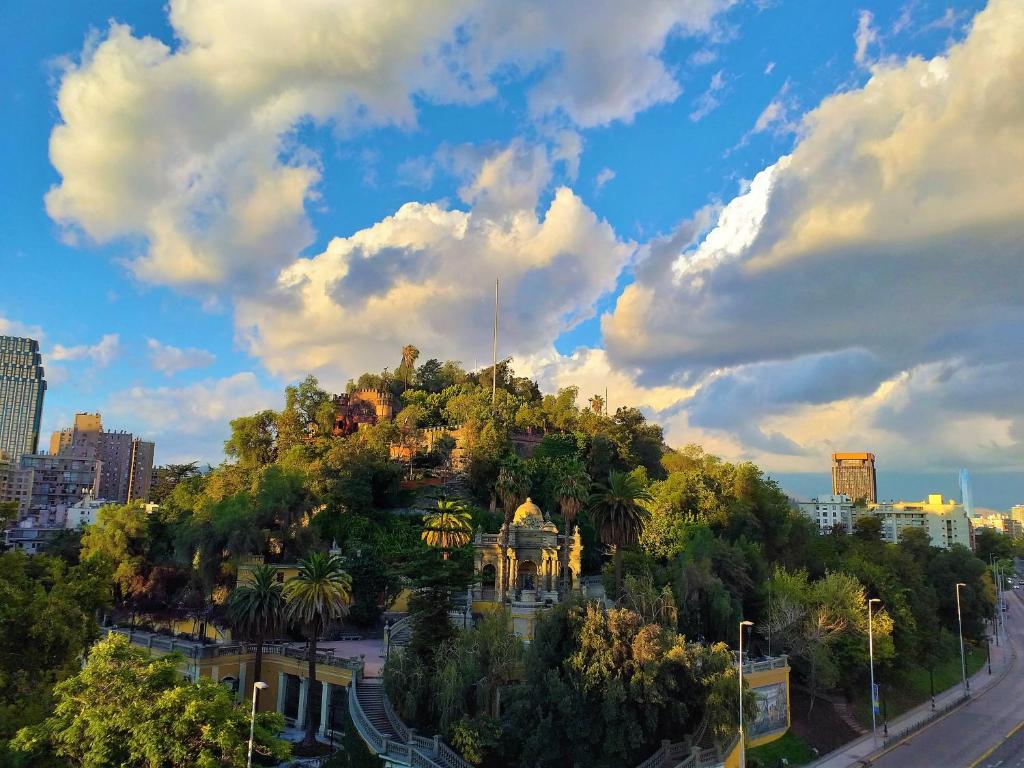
left=806, top=622, right=1016, bottom=768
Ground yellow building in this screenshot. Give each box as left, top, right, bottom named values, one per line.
left=869, top=494, right=973, bottom=549
left=106, top=627, right=355, bottom=736
left=471, top=498, right=582, bottom=639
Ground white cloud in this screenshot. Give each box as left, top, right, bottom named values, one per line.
left=103, top=372, right=279, bottom=464
left=595, top=167, right=616, bottom=192
left=602, top=0, right=1024, bottom=471
left=748, top=80, right=799, bottom=137
left=49, top=334, right=120, bottom=367
left=147, top=338, right=216, bottom=376
left=854, top=9, right=880, bottom=68
left=689, top=69, right=727, bottom=121
left=0, top=315, right=44, bottom=340
left=235, top=141, right=633, bottom=390
left=45, top=0, right=733, bottom=293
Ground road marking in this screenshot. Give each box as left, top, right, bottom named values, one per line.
left=966, top=711, right=1024, bottom=766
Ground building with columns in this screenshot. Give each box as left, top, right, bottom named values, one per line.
left=105, top=627, right=353, bottom=739
left=471, top=497, right=582, bottom=639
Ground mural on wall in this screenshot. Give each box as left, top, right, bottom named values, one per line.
left=749, top=681, right=788, bottom=737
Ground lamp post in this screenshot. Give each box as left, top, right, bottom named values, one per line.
left=956, top=583, right=969, bottom=695
left=739, top=620, right=753, bottom=768
left=868, top=598, right=881, bottom=747
left=247, top=681, right=269, bottom=768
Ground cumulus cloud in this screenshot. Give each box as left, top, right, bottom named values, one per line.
left=603, top=0, right=1024, bottom=470
left=236, top=141, right=632, bottom=389
left=46, top=0, right=732, bottom=292
left=103, top=372, right=279, bottom=463
left=49, top=334, right=120, bottom=367
left=147, top=338, right=216, bottom=376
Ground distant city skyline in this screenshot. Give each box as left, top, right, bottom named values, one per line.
left=775, top=470, right=1020, bottom=513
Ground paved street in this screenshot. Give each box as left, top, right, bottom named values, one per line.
left=870, top=588, right=1022, bottom=768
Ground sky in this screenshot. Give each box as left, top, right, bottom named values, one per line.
left=2, top=0, right=1022, bottom=508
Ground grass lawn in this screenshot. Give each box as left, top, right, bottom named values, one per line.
left=850, top=633, right=989, bottom=729
left=747, top=731, right=816, bottom=767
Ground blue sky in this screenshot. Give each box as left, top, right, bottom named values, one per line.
left=3, top=0, right=1022, bottom=508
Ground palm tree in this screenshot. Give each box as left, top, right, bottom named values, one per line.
left=227, top=564, right=285, bottom=698
left=422, top=499, right=473, bottom=558
left=552, top=460, right=591, bottom=593
left=495, top=459, right=530, bottom=601
left=284, top=552, right=353, bottom=748
left=400, top=344, right=420, bottom=390
left=588, top=470, right=652, bottom=596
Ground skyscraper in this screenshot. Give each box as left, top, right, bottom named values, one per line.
left=0, top=336, right=47, bottom=462
left=831, top=452, right=877, bottom=504
left=958, top=468, right=974, bottom=517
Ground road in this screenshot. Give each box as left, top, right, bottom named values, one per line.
left=871, top=588, right=1023, bottom=768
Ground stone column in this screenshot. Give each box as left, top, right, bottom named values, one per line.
left=276, top=671, right=287, bottom=714
left=318, top=682, right=331, bottom=738
left=238, top=658, right=247, bottom=703
left=296, top=677, right=309, bottom=729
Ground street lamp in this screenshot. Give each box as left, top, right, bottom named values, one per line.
left=247, top=681, right=269, bottom=768
left=739, top=620, right=754, bottom=768
left=868, top=598, right=881, bottom=747
left=955, top=583, right=969, bottom=695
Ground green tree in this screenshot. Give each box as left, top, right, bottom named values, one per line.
left=80, top=501, right=153, bottom=603
left=227, top=563, right=285, bottom=696
left=0, top=552, right=112, bottom=763
left=552, top=459, right=590, bottom=591
left=589, top=470, right=652, bottom=595
left=421, top=500, right=473, bottom=559
left=148, top=462, right=201, bottom=505
left=11, top=634, right=288, bottom=768
left=284, top=552, right=353, bottom=748
left=224, top=410, right=278, bottom=468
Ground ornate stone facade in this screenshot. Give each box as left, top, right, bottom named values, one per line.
left=471, top=498, right=582, bottom=610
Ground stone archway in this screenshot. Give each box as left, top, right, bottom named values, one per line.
left=518, top=560, right=537, bottom=591
left=481, top=563, right=497, bottom=598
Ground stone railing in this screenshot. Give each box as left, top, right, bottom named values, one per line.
left=348, top=672, right=472, bottom=768
left=635, top=732, right=738, bottom=768
left=107, top=628, right=363, bottom=672
left=739, top=654, right=788, bottom=674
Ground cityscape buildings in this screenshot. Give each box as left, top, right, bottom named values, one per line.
left=0, top=335, right=46, bottom=462
left=831, top=452, right=877, bottom=503
left=972, top=512, right=1023, bottom=538
left=872, top=495, right=973, bottom=549
left=49, top=412, right=154, bottom=504
left=796, top=493, right=973, bottom=549
left=797, top=493, right=855, bottom=534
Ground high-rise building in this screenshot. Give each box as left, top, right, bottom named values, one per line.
left=50, top=413, right=155, bottom=503
left=831, top=452, right=877, bottom=504
left=959, top=468, right=974, bottom=517
left=0, top=336, right=46, bottom=462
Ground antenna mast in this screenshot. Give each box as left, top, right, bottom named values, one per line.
left=492, top=278, right=499, bottom=410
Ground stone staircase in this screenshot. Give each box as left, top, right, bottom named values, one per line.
left=355, top=678, right=398, bottom=740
